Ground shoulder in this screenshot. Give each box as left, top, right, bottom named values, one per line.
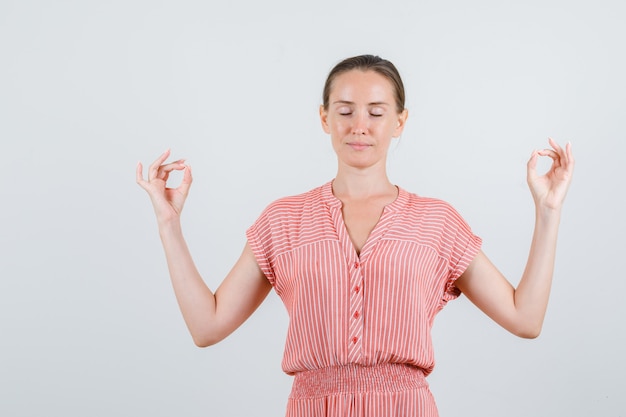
left=247, top=182, right=335, bottom=252
left=252, top=183, right=334, bottom=232
left=259, top=183, right=327, bottom=218
left=393, top=188, right=477, bottom=243
left=400, top=188, right=464, bottom=222
left=393, top=187, right=481, bottom=261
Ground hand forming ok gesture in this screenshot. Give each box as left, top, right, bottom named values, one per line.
left=136, top=149, right=192, bottom=223
left=527, top=138, right=575, bottom=211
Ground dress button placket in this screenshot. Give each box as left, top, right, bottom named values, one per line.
left=347, top=259, right=364, bottom=362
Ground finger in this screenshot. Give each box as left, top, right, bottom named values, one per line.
left=148, top=149, right=171, bottom=180
left=556, top=142, right=575, bottom=180
left=563, top=141, right=574, bottom=169
left=163, top=158, right=186, bottom=165
left=537, top=148, right=558, bottom=157
left=136, top=161, right=143, bottom=180
left=548, top=137, right=570, bottom=165
left=156, top=160, right=188, bottom=180
left=178, top=164, right=193, bottom=196
left=527, top=149, right=539, bottom=181
left=538, top=150, right=562, bottom=172
left=136, top=161, right=147, bottom=188
left=548, top=137, right=563, bottom=154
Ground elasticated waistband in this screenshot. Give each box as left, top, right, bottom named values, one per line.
left=289, top=363, right=428, bottom=399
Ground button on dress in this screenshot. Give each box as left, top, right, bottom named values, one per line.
left=246, top=182, right=482, bottom=417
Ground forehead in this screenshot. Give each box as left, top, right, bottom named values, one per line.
left=329, top=70, right=395, bottom=103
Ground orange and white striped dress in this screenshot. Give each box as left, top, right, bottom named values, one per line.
left=246, top=182, right=482, bottom=417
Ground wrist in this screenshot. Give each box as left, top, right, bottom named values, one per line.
left=158, top=216, right=183, bottom=236
left=535, top=205, right=562, bottom=224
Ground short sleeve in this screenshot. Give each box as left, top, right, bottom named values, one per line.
left=442, top=206, right=482, bottom=302
left=246, top=206, right=276, bottom=286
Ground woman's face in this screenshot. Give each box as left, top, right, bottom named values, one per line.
left=320, top=69, right=408, bottom=171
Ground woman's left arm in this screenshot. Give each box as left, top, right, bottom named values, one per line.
left=454, top=138, right=575, bottom=338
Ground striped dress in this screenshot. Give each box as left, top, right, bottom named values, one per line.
left=246, top=182, right=482, bottom=417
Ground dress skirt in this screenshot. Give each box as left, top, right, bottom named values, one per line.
left=286, top=363, right=439, bottom=417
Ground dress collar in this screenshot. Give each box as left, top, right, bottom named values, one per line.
left=321, top=180, right=409, bottom=213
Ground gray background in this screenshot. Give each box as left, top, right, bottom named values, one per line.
left=1, top=0, right=624, bottom=416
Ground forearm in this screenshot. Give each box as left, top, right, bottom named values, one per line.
left=158, top=218, right=217, bottom=345
left=138, top=153, right=270, bottom=347
left=513, top=207, right=562, bottom=337
left=455, top=140, right=573, bottom=338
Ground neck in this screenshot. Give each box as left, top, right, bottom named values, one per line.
left=332, top=164, right=395, bottom=200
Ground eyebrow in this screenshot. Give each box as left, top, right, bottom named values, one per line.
left=332, top=100, right=390, bottom=106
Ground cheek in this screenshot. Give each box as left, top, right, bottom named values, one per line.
left=329, top=119, right=350, bottom=133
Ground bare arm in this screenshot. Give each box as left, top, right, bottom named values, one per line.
left=137, top=150, right=272, bottom=347
left=455, top=138, right=574, bottom=338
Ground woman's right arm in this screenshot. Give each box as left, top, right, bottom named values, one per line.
left=136, top=150, right=272, bottom=347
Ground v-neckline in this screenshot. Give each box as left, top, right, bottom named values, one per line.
left=322, top=181, right=407, bottom=261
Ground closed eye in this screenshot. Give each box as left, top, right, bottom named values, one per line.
left=370, top=106, right=385, bottom=117
left=336, top=105, right=352, bottom=116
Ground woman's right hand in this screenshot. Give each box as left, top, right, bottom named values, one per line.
left=136, top=149, right=192, bottom=224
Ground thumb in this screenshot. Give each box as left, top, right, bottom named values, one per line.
left=526, top=150, right=539, bottom=183
left=136, top=161, right=148, bottom=190
left=178, top=164, right=193, bottom=196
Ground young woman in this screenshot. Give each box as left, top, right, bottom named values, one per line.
left=136, top=55, right=574, bottom=416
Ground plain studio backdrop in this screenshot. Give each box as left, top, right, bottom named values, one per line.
left=1, top=1, right=624, bottom=416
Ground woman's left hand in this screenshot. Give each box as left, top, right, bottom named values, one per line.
left=527, top=137, right=575, bottom=211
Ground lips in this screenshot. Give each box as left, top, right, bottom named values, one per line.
left=347, top=142, right=372, bottom=151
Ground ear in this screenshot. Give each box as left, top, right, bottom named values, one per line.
left=319, top=105, right=331, bottom=134
left=393, top=109, right=409, bottom=138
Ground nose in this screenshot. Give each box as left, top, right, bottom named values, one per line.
left=351, top=111, right=368, bottom=135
